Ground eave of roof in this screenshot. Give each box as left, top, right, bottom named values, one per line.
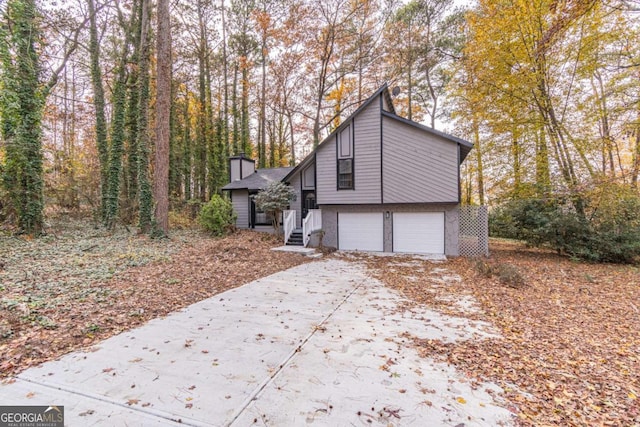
left=221, top=167, right=293, bottom=191
left=283, top=83, right=474, bottom=181
left=283, top=84, right=392, bottom=182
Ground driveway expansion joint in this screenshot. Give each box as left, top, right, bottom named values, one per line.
left=225, top=275, right=368, bottom=426
left=15, top=375, right=198, bottom=426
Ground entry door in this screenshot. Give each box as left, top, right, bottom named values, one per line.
left=338, top=212, right=384, bottom=251
left=302, top=190, right=317, bottom=219
left=393, top=212, right=445, bottom=254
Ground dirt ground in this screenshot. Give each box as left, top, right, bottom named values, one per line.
left=0, top=220, right=310, bottom=378
left=366, top=240, right=640, bottom=427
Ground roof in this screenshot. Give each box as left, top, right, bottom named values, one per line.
left=283, top=84, right=394, bottom=182
left=283, top=84, right=472, bottom=183
left=222, top=167, right=294, bottom=191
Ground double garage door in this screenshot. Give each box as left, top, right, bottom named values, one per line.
left=338, top=212, right=445, bottom=254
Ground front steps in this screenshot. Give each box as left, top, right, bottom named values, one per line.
left=286, top=229, right=303, bottom=246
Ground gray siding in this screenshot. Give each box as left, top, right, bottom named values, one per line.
left=241, top=159, right=255, bottom=179
left=229, top=158, right=255, bottom=182
left=319, top=203, right=459, bottom=256
left=230, top=161, right=241, bottom=182
left=382, top=116, right=458, bottom=203
left=231, top=190, right=249, bottom=228
left=316, top=99, right=381, bottom=204
left=288, top=173, right=303, bottom=228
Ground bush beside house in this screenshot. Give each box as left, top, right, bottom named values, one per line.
left=198, top=195, right=237, bottom=236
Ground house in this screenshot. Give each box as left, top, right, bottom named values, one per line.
left=222, top=84, right=473, bottom=256
left=221, top=154, right=293, bottom=231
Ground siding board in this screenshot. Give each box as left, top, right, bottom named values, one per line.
left=382, top=116, right=458, bottom=203
left=230, top=161, right=241, bottom=182
left=231, top=190, right=249, bottom=228
left=241, top=159, right=255, bottom=179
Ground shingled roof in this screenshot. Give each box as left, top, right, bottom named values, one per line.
left=221, top=167, right=294, bottom=191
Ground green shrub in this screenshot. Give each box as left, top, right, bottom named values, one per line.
left=489, top=185, right=640, bottom=264
left=198, top=195, right=236, bottom=236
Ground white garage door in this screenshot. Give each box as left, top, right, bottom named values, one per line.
left=393, top=212, right=445, bottom=254
left=338, top=212, right=384, bottom=251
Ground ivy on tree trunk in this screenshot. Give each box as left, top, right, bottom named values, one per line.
left=0, top=0, right=45, bottom=235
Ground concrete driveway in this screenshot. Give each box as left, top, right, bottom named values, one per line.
left=0, top=259, right=512, bottom=426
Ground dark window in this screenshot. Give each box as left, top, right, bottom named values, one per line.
left=338, top=158, right=353, bottom=189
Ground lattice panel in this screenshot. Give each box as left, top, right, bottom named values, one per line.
left=459, top=206, right=489, bottom=257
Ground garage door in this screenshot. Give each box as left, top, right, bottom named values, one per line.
left=393, top=212, right=445, bottom=254
left=338, top=212, right=383, bottom=251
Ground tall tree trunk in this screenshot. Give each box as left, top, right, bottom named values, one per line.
left=87, top=0, right=109, bottom=222
left=632, top=108, right=640, bottom=187
left=124, top=0, right=142, bottom=220
left=511, top=127, right=521, bottom=194
left=286, top=107, right=295, bottom=166
left=232, top=62, right=239, bottom=155
left=104, top=61, right=128, bottom=229
left=154, top=0, right=171, bottom=235
left=205, top=50, right=222, bottom=197
left=0, top=0, right=45, bottom=234
left=196, top=4, right=208, bottom=201
left=137, top=0, right=153, bottom=233
left=535, top=123, right=551, bottom=194
left=169, top=84, right=181, bottom=199
left=312, top=24, right=335, bottom=148
left=241, top=62, right=250, bottom=156
left=87, top=0, right=109, bottom=221
left=221, top=0, right=230, bottom=165
left=104, top=2, right=137, bottom=229
left=259, top=34, right=267, bottom=168
left=183, top=90, right=192, bottom=200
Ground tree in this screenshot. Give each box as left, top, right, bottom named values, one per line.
left=87, top=0, right=109, bottom=221
left=459, top=0, right=608, bottom=210
left=154, top=0, right=172, bottom=236
left=0, top=0, right=46, bottom=235
left=253, top=181, right=295, bottom=233
left=137, top=0, right=153, bottom=232
left=306, top=0, right=359, bottom=147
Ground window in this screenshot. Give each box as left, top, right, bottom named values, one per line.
left=339, top=127, right=351, bottom=157
left=338, top=158, right=353, bottom=189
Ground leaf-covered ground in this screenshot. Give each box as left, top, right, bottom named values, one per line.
left=366, top=241, right=640, bottom=426
left=0, top=220, right=309, bottom=377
